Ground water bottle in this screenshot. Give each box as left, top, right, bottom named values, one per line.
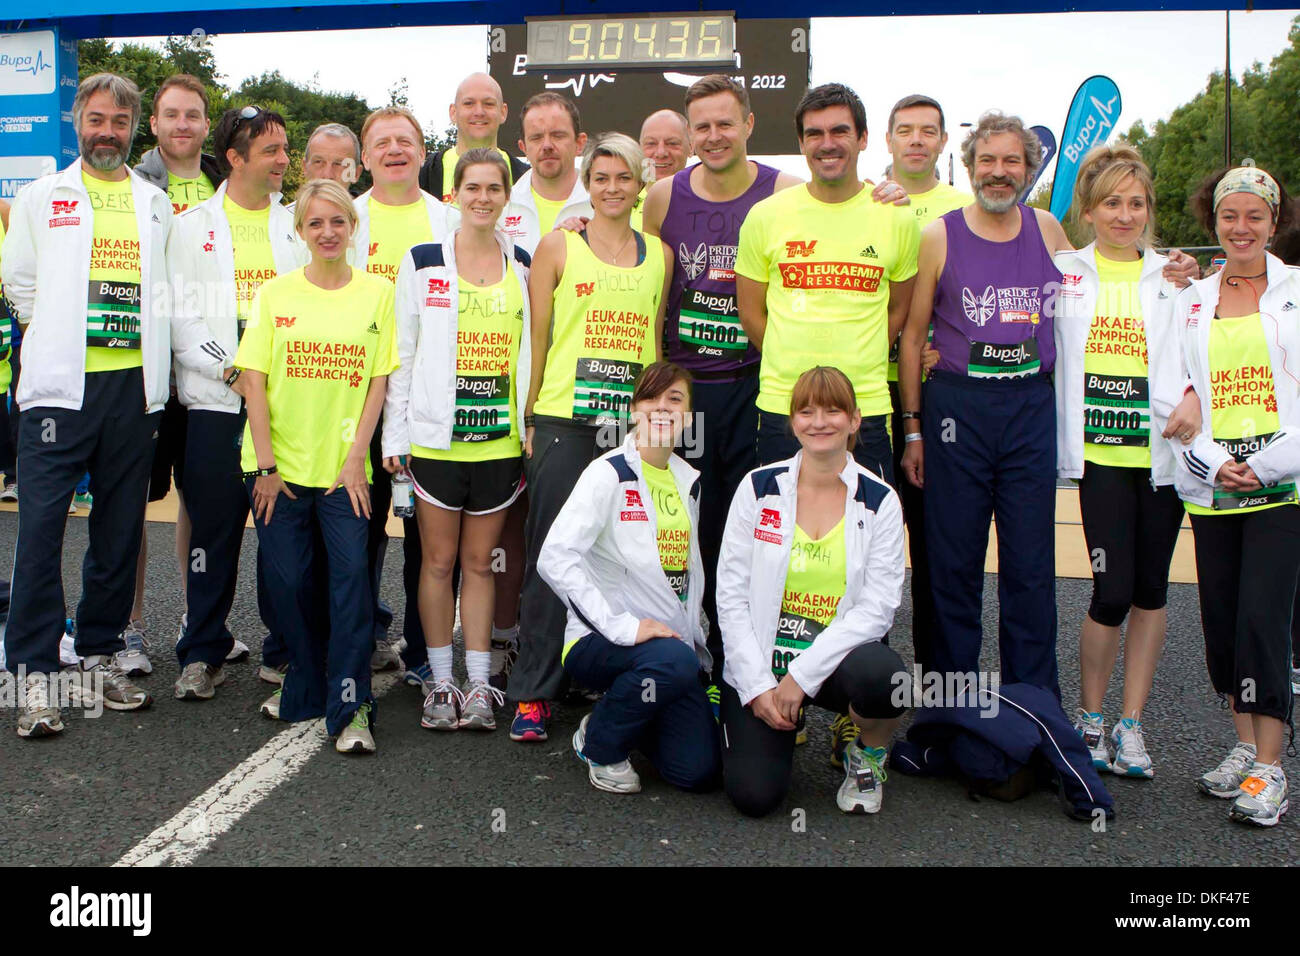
left=392, top=459, right=415, bottom=519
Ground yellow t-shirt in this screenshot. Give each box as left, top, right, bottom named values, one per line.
left=413, top=266, right=524, bottom=462
left=365, top=197, right=433, bottom=284
left=1186, top=312, right=1298, bottom=516
left=166, top=171, right=214, bottom=215
left=1083, top=253, right=1151, bottom=469
left=82, top=171, right=143, bottom=373
left=440, top=146, right=517, bottom=204
left=236, top=268, right=398, bottom=488
left=773, top=517, right=846, bottom=679
left=224, top=196, right=277, bottom=334
left=534, top=230, right=665, bottom=424
left=643, top=461, right=690, bottom=603
left=629, top=189, right=646, bottom=233
left=532, top=189, right=568, bottom=236
left=735, top=184, right=920, bottom=417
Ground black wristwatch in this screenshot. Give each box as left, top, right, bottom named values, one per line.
left=225, top=367, right=242, bottom=387
left=243, top=464, right=277, bottom=479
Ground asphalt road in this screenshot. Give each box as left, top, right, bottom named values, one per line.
left=0, top=511, right=1294, bottom=867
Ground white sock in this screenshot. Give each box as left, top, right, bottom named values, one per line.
left=427, top=645, right=453, bottom=682
left=466, top=650, right=491, bottom=684
left=491, top=624, right=519, bottom=647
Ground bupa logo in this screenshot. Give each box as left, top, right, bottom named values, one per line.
left=625, top=489, right=643, bottom=508
left=428, top=279, right=450, bottom=295
left=368, top=242, right=379, bottom=257
left=575, top=281, right=595, bottom=297
left=51, top=199, right=77, bottom=215
left=274, top=315, right=296, bottom=328
left=784, top=240, right=817, bottom=258
left=759, top=508, right=781, bottom=529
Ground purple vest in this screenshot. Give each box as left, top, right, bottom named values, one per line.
left=660, top=163, right=779, bottom=379
left=931, top=204, right=1061, bottom=379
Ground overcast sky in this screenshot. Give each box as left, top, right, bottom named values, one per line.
left=119, top=9, right=1298, bottom=190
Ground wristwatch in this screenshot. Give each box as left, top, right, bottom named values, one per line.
left=243, top=464, right=277, bottom=479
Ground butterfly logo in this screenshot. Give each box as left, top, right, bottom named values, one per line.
left=679, top=243, right=706, bottom=281
left=962, top=285, right=997, bottom=328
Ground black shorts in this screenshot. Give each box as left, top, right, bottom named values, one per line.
left=410, top=454, right=524, bottom=515
left=149, top=395, right=188, bottom=502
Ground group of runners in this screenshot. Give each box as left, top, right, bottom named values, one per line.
left=1, top=64, right=1297, bottom=827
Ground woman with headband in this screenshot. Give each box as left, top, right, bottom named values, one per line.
left=1167, top=164, right=1299, bottom=826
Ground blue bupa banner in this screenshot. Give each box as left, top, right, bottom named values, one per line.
left=1026, top=124, right=1056, bottom=197
left=0, top=28, right=78, bottom=200
left=1049, top=74, right=1121, bottom=221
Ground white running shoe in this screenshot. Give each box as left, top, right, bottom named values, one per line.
left=58, top=631, right=80, bottom=667
left=17, top=673, right=64, bottom=738
left=572, top=714, right=641, bottom=794
left=1110, top=717, right=1154, bottom=779
left=113, top=621, right=152, bottom=676
left=1074, top=710, right=1110, bottom=770
left=226, top=638, right=250, bottom=662
left=1230, top=762, right=1289, bottom=826
left=0, top=482, right=17, bottom=502
left=1291, top=666, right=1300, bottom=697
left=1198, top=741, right=1258, bottom=798
left=836, top=738, right=887, bottom=814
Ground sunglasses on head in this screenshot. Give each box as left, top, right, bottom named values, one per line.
left=231, top=104, right=263, bottom=136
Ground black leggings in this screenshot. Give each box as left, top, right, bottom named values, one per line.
left=1189, top=506, right=1300, bottom=722
left=720, top=642, right=907, bottom=818
left=1077, top=462, right=1185, bottom=627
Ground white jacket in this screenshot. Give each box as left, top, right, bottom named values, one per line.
left=717, top=452, right=905, bottom=707
left=538, top=435, right=710, bottom=670
left=1053, top=243, right=1181, bottom=485
left=2, top=160, right=172, bottom=413
left=453, top=168, right=593, bottom=256
left=1166, top=253, right=1300, bottom=509
left=382, top=229, right=532, bottom=457
left=168, top=181, right=306, bottom=412
left=350, top=188, right=453, bottom=272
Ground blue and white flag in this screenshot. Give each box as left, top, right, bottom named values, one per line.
left=1026, top=125, right=1057, bottom=198
left=1049, top=75, right=1122, bottom=221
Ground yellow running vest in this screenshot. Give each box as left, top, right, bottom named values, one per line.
left=773, top=517, right=846, bottom=678
left=1083, top=254, right=1151, bottom=469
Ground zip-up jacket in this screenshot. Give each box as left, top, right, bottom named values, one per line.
left=167, top=181, right=306, bottom=412
left=1166, top=253, right=1300, bottom=508
left=350, top=188, right=452, bottom=273
left=1053, top=242, right=1181, bottom=485
left=383, top=229, right=532, bottom=457
left=2, top=160, right=172, bottom=413
left=717, top=451, right=904, bottom=706
left=538, top=434, right=710, bottom=671
left=133, top=147, right=226, bottom=195
left=456, top=168, right=593, bottom=255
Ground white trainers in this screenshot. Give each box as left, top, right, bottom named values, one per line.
left=836, top=738, right=887, bottom=814
left=1110, top=717, right=1154, bottom=779
left=1198, top=741, right=1258, bottom=798
left=572, top=714, right=641, bottom=794
left=1074, top=710, right=1110, bottom=770
left=336, top=702, right=376, bottom=754
left=113, top=621, right=152, bottom=676
left=17, top=673, right=64, bottom=738
left=1230, top=762, right=1289, bottom=827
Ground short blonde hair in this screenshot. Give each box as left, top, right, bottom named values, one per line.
left=1071, top=142, right=1156, bottom=246
left=293, top=179, right=358, bottom=234
left=581, top=132, right=646, bottom=190
left=361, top=106, right=424, bottom=148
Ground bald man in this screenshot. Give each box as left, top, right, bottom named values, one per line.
left=633, top=109, right=692, bottom=230
left=419, top=71, right=529, bottom=202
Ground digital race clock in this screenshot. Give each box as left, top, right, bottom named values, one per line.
left=525, top=13, right=737, bottom=71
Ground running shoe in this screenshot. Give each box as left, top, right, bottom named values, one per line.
left=572, top=714, right=641, bottom=794
left=370, top=636, right=402, bottom=672
left=258, top=661, right=288, bottom=685
left=837, top=738, right=888, bottom=814
left=421, top=677, right=462, bottom=730
left=403, top=662, right=432, bottom=689
left=1110, top=717, right=1154, bottom=778
left=17, top=673, right=63, bottom=739
left=706, top=683, right=721, bottom=724
left=459, top=678, right=504, bottom=730
left=1230, top=762, right=1289, bottom=827
left=174, top=661, right=225, bottom=701
left=69, top=655, right=152, bottom=711
left=795, top=707, right=807, bottom=746
left=260, top=687, right=282, bottom=719
left=59, top=623, right=80, bottom=667
left=67, top=498, right=78, bottom=515
left=75, top=491, right=93, bottom=510
left=1291, top=666, right=1300, bottom=697
left=336, top=702, right=376, bottom=754
left=0, top=482, right=17, bottom=502
left=113, top=621, right=152, bottom=676
left=226, top=639, right=250, bottom=663
left=488, top=635, right=518, bottom=693
left=1198, top=741, right=1258, bottom=798
left=509, top=700, right=551, bottom=741
left=1074, top=710, right=1110, bottom=770
left=829, top=713, right=859, bottom=769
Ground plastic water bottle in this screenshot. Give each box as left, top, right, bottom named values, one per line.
left=392, top=461, right=415, bottom=519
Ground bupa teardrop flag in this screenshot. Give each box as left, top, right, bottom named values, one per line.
left=1048, top=75, right=1122, bottom=221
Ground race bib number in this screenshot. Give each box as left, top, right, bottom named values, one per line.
left=664, top=568, right=688, bottom=602
left=771, top=612, right=825, bottom=678
left=86, top=279, right=142, bottom=350
left=453, top=374, right=511, bottom=442
left=572, top=357, right=641, bottom=425
left=967, top=337, right=1039, bottom=379
left=678, top=288, right=747, bottom=355
left=1212, top=432, right=1299, bottom=510
left=1084, top=373, right=1150, bottom=448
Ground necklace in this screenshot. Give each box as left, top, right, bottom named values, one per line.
left=588, top=227, right=633, bottom=265
left=1223, top=269, right=1266, bottom=307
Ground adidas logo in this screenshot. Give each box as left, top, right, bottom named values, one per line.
left=1283, top=301, right=1296, bottom=312
left=151, top=213, right=161, bottom=224
left=1158, top=290, right=1168, bottom=299
left=366, top=321, right=380, bottom=334
left=859, top=245, right=878, bottom=258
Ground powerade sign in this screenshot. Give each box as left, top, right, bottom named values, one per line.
left=1048, top=74, right=1121, bottom=221
left=0, top=29, right=78, bottom=198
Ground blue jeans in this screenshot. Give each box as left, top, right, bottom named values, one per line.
left=248, top=480, right=375, bottom=735
left=563, top=633, right=720, bottom=792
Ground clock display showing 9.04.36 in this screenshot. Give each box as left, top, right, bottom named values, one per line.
left=526, top=15, right=737, bottom=70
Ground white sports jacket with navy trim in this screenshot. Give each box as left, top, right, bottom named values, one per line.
left=716, top=451, right=905, bottom=707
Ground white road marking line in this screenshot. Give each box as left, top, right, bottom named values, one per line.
left=114, top=672, right=402, bottom=867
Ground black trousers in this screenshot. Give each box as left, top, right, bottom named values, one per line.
left=756, top=410, right=895, bottom=487
left=719, top=641, right=908, bottom=818
left=4, top=368, right=159, bottom=671
left=890, top=381, right=935, bottom=670
left=1189, top=505, right=1300, bottom=722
